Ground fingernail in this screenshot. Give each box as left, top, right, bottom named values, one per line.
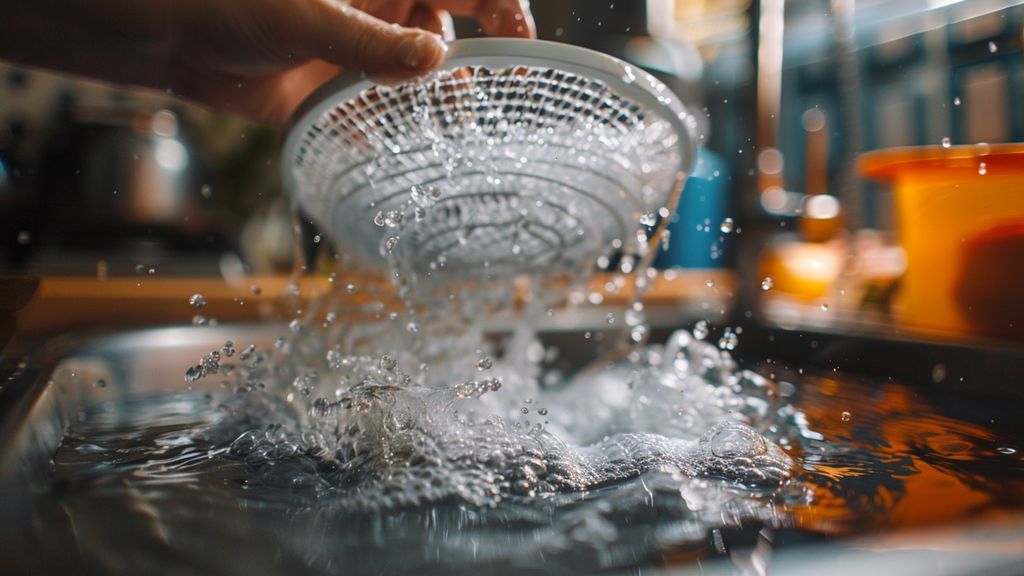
left=396, top=35, right=447, bottom=71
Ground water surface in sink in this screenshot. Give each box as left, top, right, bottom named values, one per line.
left=3, top=326, right=1022, bottom=575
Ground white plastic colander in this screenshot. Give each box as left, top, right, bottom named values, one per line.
left=282, top=38, right=697, bottom=279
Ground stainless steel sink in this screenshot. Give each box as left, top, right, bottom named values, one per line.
left=1, top=324, right=1022, bottom=576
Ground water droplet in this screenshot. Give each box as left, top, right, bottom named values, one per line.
left=238, top=344, right=256, bottom=361
left=761, top=277, right=774, bottom=291
left=93, top=379, right=107, bottom=388
left=705, top=278, right=715, bottom=288
left=373, top=211, right=386, bottom=227
left=820, top=303, right=829, bottom=311
left=605, top=312, right=616, bottom=324
left=978, top=162, right=987, bottom=175
left=313, top=234, right=321, bottom=244
left=184, top=365, right=203, bottom=383
left=621, top=65, right=636, bottom=84
left=841, top=411, right=851, bottom=422
left=475, top=356, right=493, bottom=371
left=16, top=231, right=30, bottom=245
left=289, top=319, right=303, bottom=333
left=717, top=328, right=738, bottom=351
left=624, top=306, right=644, bottom=327
left=326, top=349, right=343, bottom=370
left=379, top=354, right=397, bottom=371
left=200, top=184, right=212, bottom=199
left=222, top=341, right=235, bottom=357
left=250, top=284, right=262, bottom=295
left=384, top=210, right=404, bottom=228
left=941, top=137, right=951, bottom=148
left=323, top=312, right=337, bottom=327
left=953, top=97, right=961, bottom=106
left=406, top=321, right=419, bottom=333
left=988, top=41, right=997, bottom=53
left=693, top=320, right=709, bottom=340
left=411, top=184, right=442, bottom=207
left=997, top=447, right=1016, bottom=455
left=345, top=284, right=357, bottom=294
left=719, top=218, right=735, bottom=233
left=384, top=236, right=400, bottom=253
left=537, top=408, right=548, bottom=416
left=192, top=315, right=208, bottom=326
left=520, top=407, right=529, bottom=414
left=189, top=294, right=207, bottom=308
left=640, top=212, right=657, bottom=227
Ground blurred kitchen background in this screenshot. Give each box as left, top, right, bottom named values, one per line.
left=1, top=0, right=1023, bottom=343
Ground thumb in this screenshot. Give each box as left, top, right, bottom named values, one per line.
left=306, top=2, right=448, bottom=81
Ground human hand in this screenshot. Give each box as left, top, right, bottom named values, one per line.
left=168, top=0, right=536, bottom=123
left=0, top=0, right=534, bottom=124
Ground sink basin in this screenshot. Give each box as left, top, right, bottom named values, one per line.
left=1, top=324, right=1022, bottom=575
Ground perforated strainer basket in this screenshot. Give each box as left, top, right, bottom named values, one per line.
left=282, top=38, right=697, bottom=278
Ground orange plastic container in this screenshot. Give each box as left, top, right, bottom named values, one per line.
left=859, top=144, right=1024, bottom=339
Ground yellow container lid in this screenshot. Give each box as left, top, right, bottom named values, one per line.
left=859, top=143, right=1024, bottom=181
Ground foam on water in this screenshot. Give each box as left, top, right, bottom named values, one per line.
left=185, top=303, right=794, bottom=515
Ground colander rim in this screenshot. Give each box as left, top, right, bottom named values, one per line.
left=281, top=38, right=698, bottom=198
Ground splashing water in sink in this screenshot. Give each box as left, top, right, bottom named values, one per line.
left=191, top=326, right=795, bottom=514
left=170, top=61, right=799, bottom=520
left=173, top=85, right=791, bottom=515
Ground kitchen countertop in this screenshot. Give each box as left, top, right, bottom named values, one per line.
left=8, top=270, right=736, bottom=339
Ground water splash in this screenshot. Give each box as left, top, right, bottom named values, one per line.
left=188, top=324, right=793, bottom=513
left=166, top=60, right=801, bottom=557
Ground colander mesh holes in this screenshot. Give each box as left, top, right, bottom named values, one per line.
left=289, top=64, right=682, bottom=274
